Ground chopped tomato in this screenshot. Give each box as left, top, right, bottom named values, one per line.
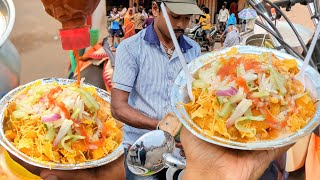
left=261, top=107, right=286, bottom=129
left=101, top=125, right=108, bottom=139
left=239, top=58, right=263, bottom=73
left=56, top=102, right=70, bottom=119
left=235, top=77, right=249, bottom=93
left=250, top=98, right=261, bottom=106
left=246, top=60, right=262, bottom=71
left=217, top=57, right=238, bottom=78
left=47, top=87, right=70, bottom=120
left=78, top=125, right=90, bottom=147
left=91, top=125, right=108, bottom=147
left=47, top=86, right=62, bottom=105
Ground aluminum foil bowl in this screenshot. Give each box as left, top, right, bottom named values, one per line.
left=171, top=45, right=320, bottom=150
left=0, top=78, right=123, bottom=170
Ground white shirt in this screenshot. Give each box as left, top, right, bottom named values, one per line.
left=218, top=9, right=230, bottom=22
left=142, top=10, right=148, bottom=18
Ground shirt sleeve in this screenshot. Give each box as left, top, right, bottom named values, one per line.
left=223, top=33, right=231, bottom=48
left=112, top=42, right=139, bottom=92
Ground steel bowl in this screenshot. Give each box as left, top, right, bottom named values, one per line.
left=0, top=0, right=20, bottom=98
left=171, top=45, right=320, bottom=150
left=0, top=0, right=15, bottom=46
left=0, top=78, right=123, bottom=170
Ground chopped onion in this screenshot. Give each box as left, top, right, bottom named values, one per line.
left=216, top=87, right=238, bottom=97
left=226, top=99, right=252, bottom=128
left=53, top=119, right=64, bottom=128
left=83, top=111, right=90, bottom=116
left=80, top=78, right=85, bottom=87
left=53, top=119, right=73, bottom=146
left=243, top=73, right=258, bottom=82
left=41, top=113, right=61, bottom=122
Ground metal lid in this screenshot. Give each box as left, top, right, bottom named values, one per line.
left=0, top=0, right=15, bottom=47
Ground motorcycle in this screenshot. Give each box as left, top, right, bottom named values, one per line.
left=186, top=25, right=218, bottom=51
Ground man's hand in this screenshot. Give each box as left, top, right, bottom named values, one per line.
left=180, top=128, right=292, bottom=180
left=9, top=153, right=125, bottom=180
left=111, top=88, right=158, bottom=130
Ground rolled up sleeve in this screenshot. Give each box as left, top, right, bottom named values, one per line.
left=112, top=42, right=138, bottom=92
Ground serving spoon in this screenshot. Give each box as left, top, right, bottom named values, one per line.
left=295, top=22, right=320, bottom=90
left=160, top=2, right=194, bottom=101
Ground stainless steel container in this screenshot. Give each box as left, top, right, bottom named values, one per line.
left=0, top=0, right=20, bottom=98
left=0, top=78, right=124, bottom=169
left=171, top=45, right=320, bottom=150
left=245, top=34, right=274, bottom=48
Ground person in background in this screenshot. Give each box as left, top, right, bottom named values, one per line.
left=227, top=13, right=237, bottom=29
left=230, top=0, right=239, bottom=22
left=133, top=3, right=138, bottom=14
left=133, top=7, right=145, bottom=34
left=199, top=7, right=213, bottom=50
left=119, top=6, right=127, bottom=17
left=128, top=144, right=137, bottom=163
left=142, top=7, right=148, bottom=18
left=123, top=8, right=136, bottom=39
left=142, top=9, right=154, bottom=28
left=109, top=6, right=121, bottom=50
left=223, top=23, right=241, bottom=48
left=200, top=4, right=206, bottom=11
left=218, top=4, right=230, bottom=32
left=138, top=142, right=147, bottom=167
left=240, top=2, right=249, bottom=32
left=220, top=13, right=237, bottom=47
left=224, top=1, right=228, bottom=8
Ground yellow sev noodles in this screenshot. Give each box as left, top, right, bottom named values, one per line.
left=184, top=51, right=316, bottom=142
left=3, top=81, right=122, bottom=164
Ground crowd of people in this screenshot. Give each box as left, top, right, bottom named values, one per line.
left=217, top=1, right=251, bottom=33
left=107, top=3, right=155, bottom=51
left=128, top=142, right=147, bottom=167
left=107, top=0, right=257, bottom=51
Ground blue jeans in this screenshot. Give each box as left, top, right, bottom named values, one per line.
left=124, top=148, right=167, bottom=180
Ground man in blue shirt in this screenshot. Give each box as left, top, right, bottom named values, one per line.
left=111, top=0, right=203, bottom=179
left=109, top=6, right=121, bottom=50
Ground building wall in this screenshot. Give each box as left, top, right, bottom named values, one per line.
left=129, top=0, right=153, bottom=8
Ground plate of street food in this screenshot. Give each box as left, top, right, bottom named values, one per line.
left=171, top=46, right=320, bottom=150
left=0, top=78, right=123, bottom=169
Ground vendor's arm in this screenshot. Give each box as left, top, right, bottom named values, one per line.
left=111, top=89, right=158, bottom=130
left=111, top=42, right=159, bottom=130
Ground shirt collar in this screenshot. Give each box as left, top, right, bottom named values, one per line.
left=143, top=23, right=192, bottom=53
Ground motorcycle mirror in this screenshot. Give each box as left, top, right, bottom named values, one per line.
left=126, top=130, right=185, bottom=176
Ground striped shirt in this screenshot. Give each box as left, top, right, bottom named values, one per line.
left=113, top=24, right=201, bottom=147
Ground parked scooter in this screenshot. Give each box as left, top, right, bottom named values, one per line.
left=186, top=25, right=218, bottom=51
